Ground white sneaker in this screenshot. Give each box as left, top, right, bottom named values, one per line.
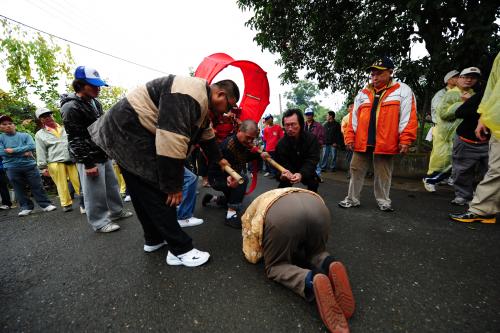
left=18, top=209, right=33, bottom=217
left=144, top=241, right=168, bottom=253
left=124, top=195, right=132, bottom=202
left=0, top=204, right=10, bottom=210
left=263, top=172, right=270, bottom=177
left=166, top=248, right=210, bottom=267
left=80, top=207, right=86, bottom=214
left=43, top=204, right=57, bottom=212
left=422, top=179, right=436, bottom=192
left=97, top=223, right=120, bottom=233
left=178, top=216, right=204, bottom=228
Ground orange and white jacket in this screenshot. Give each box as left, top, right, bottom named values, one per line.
left=344, top=81, right=418, bottom=154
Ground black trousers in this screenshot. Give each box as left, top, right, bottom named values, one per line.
left=278, top=174, right=319, bottom=193
left=0, top=169, right=12, bottom=207
left=121, top=169, right=193, bottom=256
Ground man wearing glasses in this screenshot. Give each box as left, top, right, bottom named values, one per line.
left=89, top=76, right=239, bottom=267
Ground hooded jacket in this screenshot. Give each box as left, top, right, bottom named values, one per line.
left=60, top=93, right=108, bottom=168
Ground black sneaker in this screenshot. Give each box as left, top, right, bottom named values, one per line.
left=62, top=205, right=73, bottom=212
left=202, top=194, right=213, bottom=207
left=224, top=215, right=242, bottom=229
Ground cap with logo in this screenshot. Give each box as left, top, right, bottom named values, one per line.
left=366, top=56, right=395, bottom=72
left=460, top=67, right=481, bottom=77
left=263, top=114, right=273, bottom=120
left=443, top=70, right=460, bottom=84
left=0, top=115, right=13, bottom=123
left=74, top=66, right=108, bottom=87
left=35, top=108, right=53, bottom=119
left=304, top=107, right=314, bottom=115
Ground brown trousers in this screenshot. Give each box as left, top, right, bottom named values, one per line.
left=345, top=151, right=394, bottom=207
left=469, top=135, right=500, bottom=215
left=263, top=192, right=330, bottom=298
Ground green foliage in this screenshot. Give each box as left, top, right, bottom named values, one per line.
left=237, top=0, right=500, bottom=112
left=284, top=79, right=331, bottom=122
left=0, top=89, right=37, bottom=136
left=0, top=19, right=74, bottom=111
left=98, top=85, right=128, bottom=111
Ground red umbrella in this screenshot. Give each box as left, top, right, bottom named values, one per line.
left=194, top=52, right=270, bottom=122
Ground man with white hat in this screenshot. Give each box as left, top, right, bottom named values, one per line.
left=35, top=108, right=81, bottom=212
left=423, top=67, right=481, bottom=192
left=61, top=66, right=133, bottom=233
left=431, top=70, right=460, bottom=124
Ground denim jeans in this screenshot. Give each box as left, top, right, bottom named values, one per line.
left=320, top=145, right=337, bottom=170
left=6, top=165, right=52, bottom=210
left=177, top=167, right=198, bottom=219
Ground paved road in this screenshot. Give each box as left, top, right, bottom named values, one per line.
left=1, top=173, right=499, bottom=332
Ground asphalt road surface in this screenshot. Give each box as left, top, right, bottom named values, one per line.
left=1, top=172, right=499, bottom=332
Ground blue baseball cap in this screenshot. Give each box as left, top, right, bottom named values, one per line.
left=366, top=56, right=395, bottom=72
left=304, top=107, right=314, bottom=115
left=74, top=66, right=108, bottom=87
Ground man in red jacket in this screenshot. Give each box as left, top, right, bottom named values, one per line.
left=262, top=114, right=283, bottom=177
left=338, top=57, right=417, bottom=212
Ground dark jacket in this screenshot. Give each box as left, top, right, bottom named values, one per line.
left=208, top=134, right=260, bottom=176
left=455, top=91, right=489, bottom=143
left=275, top=131, right=320, bottom=179
left=323, top=120, right=343, bottom=146
left=60, top=93, right=108, bottom=168
left=88, top=75, right=221, bottom=194
left=304, top=121, right=325, bottom=145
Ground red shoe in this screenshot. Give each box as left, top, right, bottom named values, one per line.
left=313, top=274, right=349, bottom=333
left=329, top=262, right=355, bottom=319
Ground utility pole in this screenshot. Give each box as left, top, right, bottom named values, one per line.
left=279, top=93, right=283, bottom=116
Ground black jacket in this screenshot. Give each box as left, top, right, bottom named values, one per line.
left=60, top=94, right=108, bottom=168
left=323, top=120, right=343, bottom=145
left=275, top=131, right=320, bottom=179
left=455, top=91, right=489, bottom=143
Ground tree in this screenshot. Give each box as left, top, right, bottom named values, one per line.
left=0, top=18, right=74, bottom=111
left=97, top=85, right=128, bottom=111
left=237, top=0, right=500, bottom=110
left=284, top=79, right=330, bottom=122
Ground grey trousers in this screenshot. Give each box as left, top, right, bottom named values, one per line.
left=451, top=136, right=489, bottom=200
left=469, top=135, right=500, bottom=216
left=345, top=151, right=394, bottom=206
left=263, top=192, right=330, bottom=298
left=77, top=161, right=124, bottom=230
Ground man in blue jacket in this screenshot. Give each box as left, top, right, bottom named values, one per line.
left=0, top=115, right=56, bottom=216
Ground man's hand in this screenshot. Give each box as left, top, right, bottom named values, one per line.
left=42, top=169, right=50, bottom=177
left=85, top=167, right=99, bottom=177
left=23, top=151, right=34, bottom=158
left=280, top=169, right=293, bottom=181
left=475, top=120, right=489, bottom=141
left=166, top=191, right=183, bottom=207
left=332, top=143, right=337, bottom=148
left=227, top=175, right=239, bottom=188
left=345, top=143, right=354, bottom=151
left=399, top=144, right=409, bottom=154
left=461, top=91, right=472, bottom=102
left=4, top=148, right=14, bottom=154
left=261, top=152, right=271, bottom=160
left=290, top=173, right=302, bottom=184
left=218, top=158, right=230, bottom=170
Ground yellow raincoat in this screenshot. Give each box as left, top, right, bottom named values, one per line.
left=478, top=52, right=500, bottom=139
left=427, top=86, right=474, bottom=174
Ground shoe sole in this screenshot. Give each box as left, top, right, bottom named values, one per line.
left=451, top=217, right=496, bottom=224
left=422, top=179, right=436, bottom=192
left=338, top=203, right=360, bottom=209
left=313, top=274, right=349, bottom=333
left=166, top=253, right=210, bottom=267
left=329, top=262, right=355, bottom=319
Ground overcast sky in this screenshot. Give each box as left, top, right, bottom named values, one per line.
left=1, top=0, right=346, bottom=115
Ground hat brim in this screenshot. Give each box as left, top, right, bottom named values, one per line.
left=366, top=65, right=391, bottom=72
left=84, top=78, right=109, bottom=87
